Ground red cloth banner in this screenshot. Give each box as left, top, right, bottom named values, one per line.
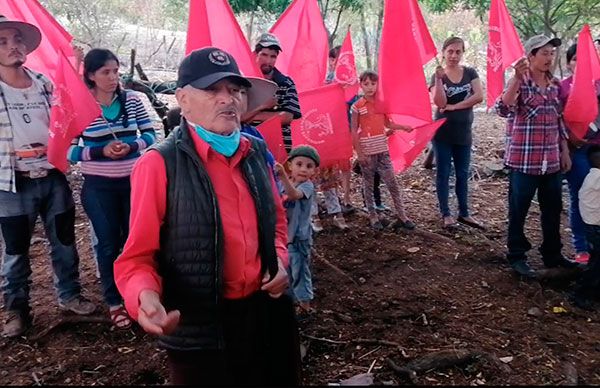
left=486, top=0, right=524, bottom=109
left=186, top=0, right=260, bottom=77
left=270, top=0, right=329, bottom=92
left=388, top=119, right=446, bottom=172
left=291, top=84, right=353, bottom=168
left=48, top=52, right=101, bottom=172
left=376, top=0, right=432, bottom=123
left=408, top=0, right=437, bottom=65
left=257, top=116, right=287, bottom=163
left=333, top=27, right=360, bottom=101
left=564, top=24, right=600, bottom=140
left=0, top=0, right=76, bottom=75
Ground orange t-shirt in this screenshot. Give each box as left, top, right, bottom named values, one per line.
left=351, top=97, right=389, bottom=155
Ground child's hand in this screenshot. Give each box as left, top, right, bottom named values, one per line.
left=274, top=162, right=286, bottom=176
left=400, top=125, right=414, bottom=133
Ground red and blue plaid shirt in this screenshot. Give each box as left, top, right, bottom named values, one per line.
left=495, top=75, right=568, bottom=175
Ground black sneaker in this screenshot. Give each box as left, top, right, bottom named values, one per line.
left=510, top=260, right=537, bottom=279
left=568, top=291, right=595, bottom=311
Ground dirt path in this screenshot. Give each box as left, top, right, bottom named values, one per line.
left=1, top=113, right=598, bottom=385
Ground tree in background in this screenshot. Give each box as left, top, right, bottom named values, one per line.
left=421, top=0, right=600, bottom=40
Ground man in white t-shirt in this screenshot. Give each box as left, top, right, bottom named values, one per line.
left=0, top=15, right=95, bottom=338
left=571, top=146, right=600, bottom=310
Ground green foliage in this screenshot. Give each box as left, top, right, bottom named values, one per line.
left=420, top=0, right=600, bottom=39
left=229, top=0, right=292, bottom=14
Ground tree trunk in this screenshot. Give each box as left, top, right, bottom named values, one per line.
left=246, top=10, right=255, bottom=45
left=360, top=8, right=372, bottom=69
left=329, top=5, right=346, bottom=46
left=374, top=0, right=384, bottom=69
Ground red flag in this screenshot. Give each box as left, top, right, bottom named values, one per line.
left=564, top=24, right=600, bottom=140
left=377, top=0, right=432, bottom=122
left=48, top=52, right=101, bottom=172
left=333, top=27, right=359, bottom=100
left=270, top=0, right=329, bottom=92
left=257, top=116, right=287, bottom=163
left=0, top=0, right=75, bottom=76
left=185, top=0, right=260, bottom=77
left=487, top=0, right=524, bottom=108
left=408, top=0, right=437, bottom=64
left=291, top=84, right=353, bottom=167
left=388, top=119, right=446, bottom=172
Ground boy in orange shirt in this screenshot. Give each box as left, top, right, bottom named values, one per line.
left=350, top=71, right=415, bottom=231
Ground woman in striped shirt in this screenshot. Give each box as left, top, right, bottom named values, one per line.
left=67, top=49, right=156, bottom=329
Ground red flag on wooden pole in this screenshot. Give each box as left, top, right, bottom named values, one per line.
left=377, top=0, right=432, bottom=122
left=291, top=84, right=353, bottom=168
left=564, top=24, right=600, bottom=140
left=333, top=27, right=359, bottom=101
left=270, top=0, right=329, bottom=92
left=185, top=0, right=260, bottom=77
left=257, top=116, right=287, bottom=163
left=0, top=0, right=101, bottom=172
left=486, top=0, right=524, bottom=109
left=48, top=52, right=101, bottom=172
left=0, top=0, right=76, bottom=75
left=408, top=0, right=437, bottom=65
left=375, top=0, right=445, bottom=172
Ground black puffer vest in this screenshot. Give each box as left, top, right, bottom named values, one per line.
left=152, top=121, right=279, bottom=350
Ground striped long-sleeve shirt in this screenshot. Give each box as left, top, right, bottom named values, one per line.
left=251, top=68, right=301, bottom=153
left=67, top=90, right=156, bottom=178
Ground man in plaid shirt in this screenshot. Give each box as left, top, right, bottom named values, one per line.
left=496, top=35, right=580, bottom=279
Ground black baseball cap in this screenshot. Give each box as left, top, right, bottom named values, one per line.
left=177, top=46, right=278, bottom=113
left=177, top=47, right=252, bottom=89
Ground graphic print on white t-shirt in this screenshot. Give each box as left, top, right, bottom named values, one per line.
left=1, top=81, right=53, bottom=172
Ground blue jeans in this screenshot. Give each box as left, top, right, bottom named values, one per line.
left=0, top=171, right=81, bottom=314
left=507, top=170, right=563, bottom=264
left=432, top=141, right=471, bottom=218
left=565, top=146, right=591, bottom=253
left=287, top=240, right=313, bottom=303
left=81, top=175, right=130, bottom=306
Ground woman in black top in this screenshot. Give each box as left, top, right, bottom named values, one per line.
left=430, top=36, right=484, bottom=229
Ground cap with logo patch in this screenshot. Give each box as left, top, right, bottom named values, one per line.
left=524, top=34, right=562, bottom=55
left=177, top=47, right=278, bottom=112
left=177, top=47, right=252, bottom=89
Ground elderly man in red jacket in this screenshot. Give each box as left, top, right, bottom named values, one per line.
left=114, top=47, right=300, bottom=386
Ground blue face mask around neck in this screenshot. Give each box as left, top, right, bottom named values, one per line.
left=193, top=123, right=241, bottom=157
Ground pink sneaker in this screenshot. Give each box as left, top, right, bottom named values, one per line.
left=574, top=252, right=590, bottom=265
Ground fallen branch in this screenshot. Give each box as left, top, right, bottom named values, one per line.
left=386, top=358, right=417, bottom=383
left=300, top=333, right=348, bottom=345
left=301, top=334, right=404, bottom=349
left=354, top=338, right=402, bottom=348
left=412, top=229, right=456, bottom=247
left=31, top=316, right=111, bottom=342
left=387, top=349, right=478, bottom=383
left=313, top=249, right=358, bottom=285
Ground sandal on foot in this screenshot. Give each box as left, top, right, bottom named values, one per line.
left=457, top=216, right=486, bottom=230
left=442, top=216, right=460, bottom=230
left=110, top=306, right=132, bottom=330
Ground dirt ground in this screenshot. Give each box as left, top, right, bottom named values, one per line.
left=1, top=112, right=599, bottom=386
